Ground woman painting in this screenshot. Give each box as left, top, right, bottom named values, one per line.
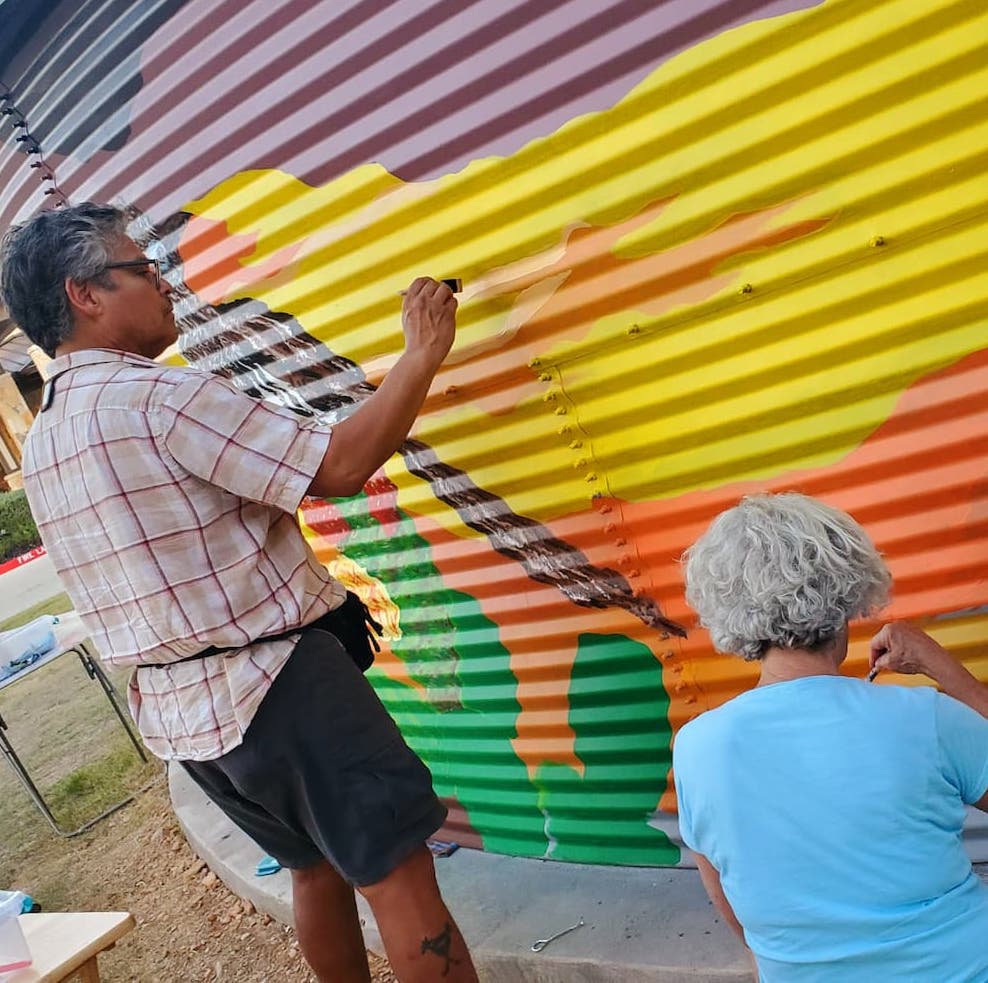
left=674, top=493, right=988, bottom=981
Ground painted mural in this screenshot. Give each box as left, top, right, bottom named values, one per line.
left=1, top=0, right=986, bottom=864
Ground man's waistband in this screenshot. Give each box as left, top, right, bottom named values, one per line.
left=142, top=591, right=381, bottom=672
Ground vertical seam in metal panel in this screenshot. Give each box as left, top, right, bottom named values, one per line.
left=0, top=81, right=70, bottom=210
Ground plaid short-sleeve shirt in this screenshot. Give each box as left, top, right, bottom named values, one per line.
left=22, top=349, right=345, bottom=761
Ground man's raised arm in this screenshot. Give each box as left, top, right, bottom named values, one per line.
left=308, top=277, right=456, bottom=499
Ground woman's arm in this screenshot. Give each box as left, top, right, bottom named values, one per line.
left=694, top=853, right=759, bottom=979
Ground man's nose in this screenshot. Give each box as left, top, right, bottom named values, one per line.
left=159, top=276, right=173, bottom=296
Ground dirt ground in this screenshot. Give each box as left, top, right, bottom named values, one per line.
left=9, top=780, right=396, bottom=982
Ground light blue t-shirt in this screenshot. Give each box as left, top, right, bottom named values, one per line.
left=673, top=677, right=988, bottom=982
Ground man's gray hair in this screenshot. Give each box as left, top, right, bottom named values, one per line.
left=683, top=493, right=891, bottom=660
left=0, top=203, right=128, bottom=356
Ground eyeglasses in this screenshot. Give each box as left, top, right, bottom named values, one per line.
left=102, top=257, right=161, bottom=289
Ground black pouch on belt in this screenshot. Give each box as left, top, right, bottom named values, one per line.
left=307, top=590, right=383, bottom=672
left=145, top=591, right=382, bottom=672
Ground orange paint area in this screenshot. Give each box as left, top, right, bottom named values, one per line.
left=300, top=495, right=424, bottom=695
left=178, top=214, right=302, bottom=303
left=619, top=345, right=988, bottom=809
left=407, top=199, right=833, bottom=784
left=424, top=198, right=831, bottom=416
left=399, top=328, right=987, bottom=813
left=405, top=504, right=669, bottom=778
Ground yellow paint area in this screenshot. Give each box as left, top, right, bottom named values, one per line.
left=298, top=511, right=422, bottom=693
left=177, top=0, right=988, bottom=537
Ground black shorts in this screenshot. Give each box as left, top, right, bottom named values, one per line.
left=180, top=628, right=447, bottom=886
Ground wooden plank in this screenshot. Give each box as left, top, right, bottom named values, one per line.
left=75, top=957, right=101, bottom=983
left=0, top=371, right=31, bottom=466
left=5, top=912, right=135, bottom=983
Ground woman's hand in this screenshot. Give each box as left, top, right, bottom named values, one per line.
left=869, top=621, right=953, bottom=678
left=870, top=621, right=988, bottom=719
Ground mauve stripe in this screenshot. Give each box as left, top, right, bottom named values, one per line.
left=0, top=0, right=821, bottom=220
left=369, top=0, right=820, bottom=181
left=71, top=0, right=426, bottom=206
left=93, top=0, right=486, bottom=210
left=87, top=0, right=405, bottom=200
left=186, top=0, right=571, bottom=189
left=279, top=0, right=657, bottom=182
left=395, top=0, right=815, bottom=179
left=68, top=0, right=817, bottom=214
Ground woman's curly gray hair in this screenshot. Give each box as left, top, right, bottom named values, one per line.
left=683, top=493, right=891, bottom=660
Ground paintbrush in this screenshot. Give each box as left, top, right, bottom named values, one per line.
left=397, top=278, right=462, bottom=296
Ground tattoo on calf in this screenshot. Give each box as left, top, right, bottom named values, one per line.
left=421, top=920, right=459, bottom=976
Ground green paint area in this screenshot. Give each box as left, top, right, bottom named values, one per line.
left=329, top=493, right=679, bottom=865
left=534, top=633, right=680, bottom=865
left=335, top=492, right=463, bottom=702
left=334, top=491, right=548, bottom=857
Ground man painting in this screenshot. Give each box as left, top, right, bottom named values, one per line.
left=0, top=202, right=477, bottom=983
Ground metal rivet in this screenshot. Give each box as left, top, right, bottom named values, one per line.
left=557, top=424, right=573, bottom=435
left=568, top=440, right=583, bottom=449
left=529, top=357, right=542, bottom=368
left=542, top=391, right=557, bottom=402
left=554, top=407, right=567, bottom=416
left=627, top=324, right=641, bottom=335
left=538, top=373, right=552, bottom=382
left=443, top=385, right=458, bottom=396
left=615, top=537, right=627, bottom=546
left=870, top=235, right=886, bottom=247
left=597, top=502, right=612, bottom=514
left=572, top=458, right=588, bottom=468
left=584, top=472, right=597, bottom=482
left=602, top=523, right=616, bottom=534
left=739, top=283, right=753, bottom=295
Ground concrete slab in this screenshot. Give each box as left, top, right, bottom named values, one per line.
left=170, top=765, right=751, bottom=981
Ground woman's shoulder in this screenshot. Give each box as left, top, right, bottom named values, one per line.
left=673, top=691, right=753, bottom=749
left=677, top=677, right=940, bottom=742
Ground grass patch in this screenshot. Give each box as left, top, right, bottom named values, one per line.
left=45, top=737, right=159, bottom=832
left=0, top=592, right=73, bottom=632
left=0, top=611, right=161, bottom=884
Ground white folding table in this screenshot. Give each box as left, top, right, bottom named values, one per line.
left=0, top=616, right=148, bottom=836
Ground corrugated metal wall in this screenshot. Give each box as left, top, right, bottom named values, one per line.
left=1, top=0, right=986, bottom=865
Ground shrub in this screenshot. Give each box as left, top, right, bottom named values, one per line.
left=0, top=488, right=42, bottom=563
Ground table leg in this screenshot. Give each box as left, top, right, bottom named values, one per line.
left=75, top=954, right=101, bottom=982
left=74, top=644, right=148, bottom=763
left=0, top=711, right=64, bottom=834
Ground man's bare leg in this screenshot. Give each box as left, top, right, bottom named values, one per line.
left=359, top=845, right=478, bottom=982
left=291, top=860, right=371, bottom=982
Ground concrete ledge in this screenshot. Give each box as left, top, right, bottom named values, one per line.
left=170, top=765, right=751, bottom=981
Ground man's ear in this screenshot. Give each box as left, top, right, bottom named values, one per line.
left=64, top=276, right=103, bottom=321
